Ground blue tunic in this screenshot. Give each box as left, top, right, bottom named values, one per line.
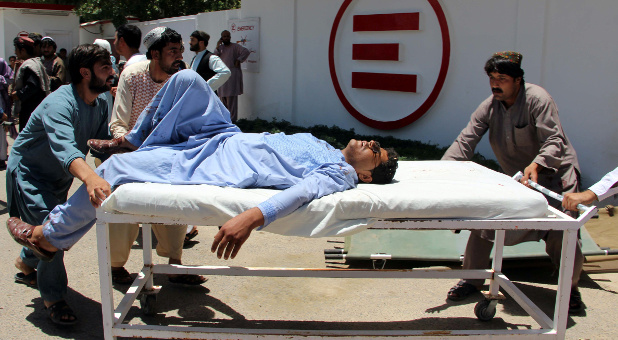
left=7, top=84, right=110, bottom=224
left=44, top=70, right=357, bottom=249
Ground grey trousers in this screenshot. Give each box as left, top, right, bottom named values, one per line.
left=462, top=229, right=584, bottom=288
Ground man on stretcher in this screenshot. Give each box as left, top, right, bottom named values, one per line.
left=7, top=69, right=399, bottom=261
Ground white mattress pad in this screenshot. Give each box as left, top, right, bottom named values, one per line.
left=100, top=161, right=548, bottom=237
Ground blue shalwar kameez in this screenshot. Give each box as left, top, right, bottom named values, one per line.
left=42, top=70, right=358, bottom=251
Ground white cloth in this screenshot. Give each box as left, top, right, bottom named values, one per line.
left=125, top=53, right=147, bottom=67
left=589, top=167, right=618, bottom=201
left=102, top=161, right=549, bottom=238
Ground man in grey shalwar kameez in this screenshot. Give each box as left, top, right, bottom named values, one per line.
left=442, top=51, right=584, bottom=314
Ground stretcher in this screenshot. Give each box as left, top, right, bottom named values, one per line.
left=95, top=161, right=595, bottom=339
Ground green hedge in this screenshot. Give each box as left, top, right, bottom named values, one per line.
left=236, top=118, right=500, bottom=171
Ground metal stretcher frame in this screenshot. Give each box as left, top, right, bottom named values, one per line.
left=95, top=203, right=597, bottom=340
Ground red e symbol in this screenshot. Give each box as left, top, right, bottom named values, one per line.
left=329, top=0, right=451, bottom=130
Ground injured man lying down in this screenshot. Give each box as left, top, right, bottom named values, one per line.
left=8, top=69, right=399, bottom=261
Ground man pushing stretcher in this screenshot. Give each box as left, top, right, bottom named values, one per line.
left=7, top=69, right=398, bottom=262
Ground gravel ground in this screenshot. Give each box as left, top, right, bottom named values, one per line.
left=1, top=147, right=617, bottom=340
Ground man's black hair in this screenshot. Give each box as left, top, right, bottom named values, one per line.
left=146, top=28, right=182, bottom=59
left=371, top=148, right=399, bottom=184
left=117, top=24, right=142, bottom=50
left=68, top=44, right=111, bottom=84
left=59, top=48, right=67, bottom=53
left=13, top=37, right=34, bottom=57
left=190, top=30, right=210, bottom=46
left=484, top=56, right=525, bottom=83
left=9, top=55, right=16, bottom=61
left=28, top=32, right=42, bottom=47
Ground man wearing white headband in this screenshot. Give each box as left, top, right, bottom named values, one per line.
left=95, top=27, right=204, bottom=286
left=41, top=36, right=66, bottom=92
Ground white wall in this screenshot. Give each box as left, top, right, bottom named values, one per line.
left=233, top=0, right=618, bottom=190
left=77, top=0, right=618, bottom=192
left=1, top=8, right=80, bottom=58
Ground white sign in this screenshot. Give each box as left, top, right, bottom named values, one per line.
left=228, top=17, right=260, bottom=73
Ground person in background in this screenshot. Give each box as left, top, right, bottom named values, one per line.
left=28, top=32, right=43, bottom=57
left=189, top=30, right=230, bottom=91
left=214, top=30, right=250, bottom=122
left=40, top=36, right=66, bottom=92
left=58, top=48, right=70, bottom=83
left=0, top=57, right=13, bottom=168
left=8, top=55, right=17, bottom=71
left=114, top=24, right=146, bottom=68
left=11, top=36, right=50, bottom=132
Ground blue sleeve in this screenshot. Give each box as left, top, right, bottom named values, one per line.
left=256, top=164, right=357, bottom=228
left=41, top=101, right=86, bottom=173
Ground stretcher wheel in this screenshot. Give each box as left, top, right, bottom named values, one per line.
left=474, top=299, right=496, bottom=321
left=140, top=294, right=157, bottom=316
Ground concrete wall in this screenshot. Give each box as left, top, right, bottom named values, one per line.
left=235, top=0, right=618, bottom=190
left=78, top=0, right=618, bottom=191
left=1, top=7, right=79, bottom=58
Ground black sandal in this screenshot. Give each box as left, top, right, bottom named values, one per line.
left=14, top=271, right=37, bottom=289
left=46, top=300, right=78, bottom=326
left=569, top=288, right=585, bottom=314
left=447, top=280, right=479, bottom=301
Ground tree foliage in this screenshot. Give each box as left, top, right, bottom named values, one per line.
left=13, top=0, right=241, bottom=26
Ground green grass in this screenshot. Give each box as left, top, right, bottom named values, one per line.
left=236, top=118, right=500, bottom=171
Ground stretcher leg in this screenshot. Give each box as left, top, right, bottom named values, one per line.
left=138, top=223, right=158, bottom=315
left=96, top=221, right=118, bottom=340
left=475, top=230, right=506, bottom=321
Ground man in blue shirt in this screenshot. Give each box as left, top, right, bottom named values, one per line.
left=7, top=44, right=114, bottom=326
left=8, top=70, right=398, bottom=264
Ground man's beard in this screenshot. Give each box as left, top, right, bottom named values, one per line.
left=162, top=60, right=184, bottom=75
left=189, top=43, right=199, bottom=52
left=89, top=75, right=113, bottom=94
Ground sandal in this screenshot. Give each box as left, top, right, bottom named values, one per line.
left=569, top=287, right=585, bottom=314
left=168, top=274, right=207, bottom=285
left=184, top=227, right=199, bottom=245
left=111, top=267, right=134, bottom=284
left=14, top=271, right=38, bottom=288
left=45, top=300, right=78, bottom=326
left=447, top=280, right=479, bottom=301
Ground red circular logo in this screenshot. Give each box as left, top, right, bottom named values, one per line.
left=329, top=0, right=451, bottom=130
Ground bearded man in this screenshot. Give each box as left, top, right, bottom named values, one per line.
left=8, top=44, right=114, bottom=326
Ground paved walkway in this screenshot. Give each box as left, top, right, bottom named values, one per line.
left=1, top=148, right=617, bottom=339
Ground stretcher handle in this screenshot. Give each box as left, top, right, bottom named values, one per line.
left=513, top=171, right=588, bottom=211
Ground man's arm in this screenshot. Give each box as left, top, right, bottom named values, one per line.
left=211, top=164, right=356, bottom=259
left=109, top=71, right=132, bottom=138
left=42, top=102, right=112, bottom=207
left=236, top=44, right=251, bottom=65
left=522, top=91, right=570, bottom=185
left=565, top=167, right=618, bottom=210
left=68, top=158, right=111, bottom=208
left=49, top=58, right=66, bottom=89
left=207, top=54, right=231, bottom=91
left=442, top=100, right=491, bottom=161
